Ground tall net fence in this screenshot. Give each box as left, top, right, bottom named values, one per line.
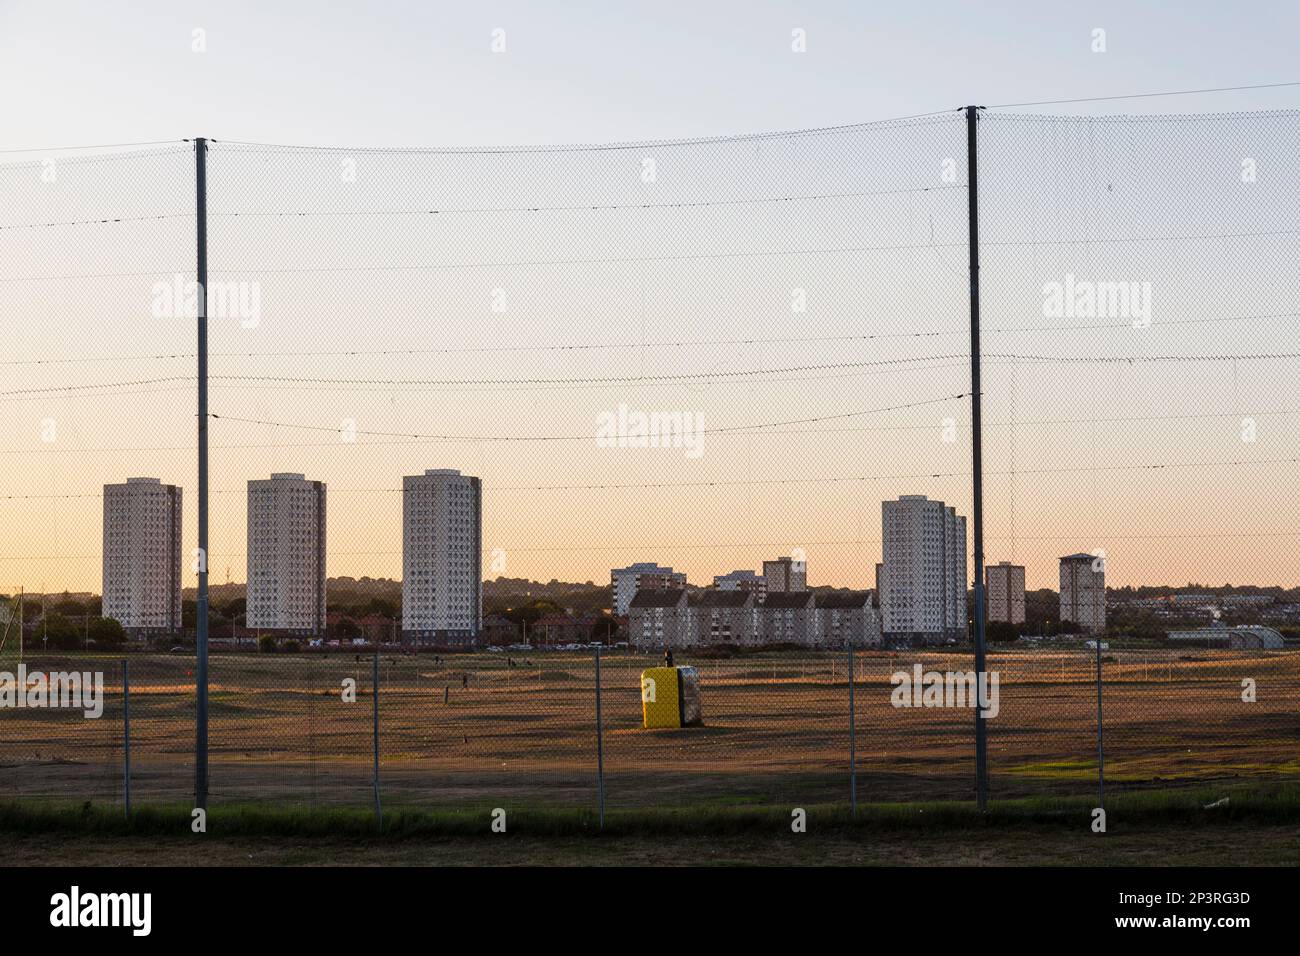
left=977, top=111, right=1300, bottom=803
left=1, top=109, right=1298, bottom=818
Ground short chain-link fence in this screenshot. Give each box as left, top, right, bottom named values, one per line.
left=2, top=646, right=1297, bottom=816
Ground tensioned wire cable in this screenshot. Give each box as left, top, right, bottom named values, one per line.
left=3, top=83, right=1296, bottom=154
left=3, top=454, right=1296, bottom=501
left=12, top=521, right=1300, bottom=560
left=4, top=225, right=1293, bottom=284
left=6, top=405, right=1300, bottom=457
left=0, top=139, right=184, bottom=154
left=2, top=311, right=1293, bottom=367
left=4, top=349, right=1294, bottom=397
left=986, top=81, right=1300, bottom=109
left=0, top=184, right=963, bottom=231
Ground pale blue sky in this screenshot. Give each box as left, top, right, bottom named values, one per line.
left=2, top=2, right=1299, bottom=594
left=2, top=0, right=1298, bottom=150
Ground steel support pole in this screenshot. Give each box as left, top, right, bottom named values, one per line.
left=1096, top=641, right=1106, bottom=813
left=966, top=106, right=989, bottom=810
left=194, top=136, right=210, bottom=811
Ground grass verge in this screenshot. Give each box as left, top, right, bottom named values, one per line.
left=2, top=783, right=1298, bottom=839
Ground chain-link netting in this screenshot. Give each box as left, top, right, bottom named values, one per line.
left=2, top=109, right=1298, bottom=820
left=977, top=110, right=1300, bottom=805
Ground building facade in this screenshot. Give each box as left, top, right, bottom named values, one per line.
left=688, top=590, right=757, bottom=646
left=102, top=477, right=182, bottom=634
left=945, top=508, right=968, bottom=638
left=880, top=496, right=967, bottom=645
left=402, top=469, right=482, bottom=646
left=246, top=473, right=327, bottom=635
left=1059, top=552, right=1106, bottom=633
left=759, top=591, right=816, bottom=645
left=628, top=588, right=690, bottom=649
left=763, top=556, right=807, bottom=593
left=630, top=588, right=881, bottom=650
left=986, top=561, right=1026, bottom=624
left=611, top=562, right=686, bottom=617
left=814, top=590, right=883, bottom=648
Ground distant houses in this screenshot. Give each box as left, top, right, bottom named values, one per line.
left=629, top=587, right=880, bottom=651
left=531, top=613, right=599, bottom=646
left=480, top=614, right=518, bottom=646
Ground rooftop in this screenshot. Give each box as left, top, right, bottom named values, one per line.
left=629, top=588, right=687, bottom=609
left=689, top=590, right=752, bottom=608
left=762, top=592, right=815, bottom=609
left=816, top=590, right=875, bottom=609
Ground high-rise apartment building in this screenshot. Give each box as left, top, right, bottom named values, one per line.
left=880, top=495, right=967, bottom=644
left=1059, top=552, right=1106, bottom=633
left=246, top=473, right=326, bottom=635
left=402, top=469, right=482, bottom=646
left=102, top=477, right=182, bottom=634
left=611, top=562, right=686, bottom=617
left=986, top=561, right=1026, bottom=624
left=762, top=556, right=807, bottom=593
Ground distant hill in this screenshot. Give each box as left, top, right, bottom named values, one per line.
left=483, top=577, right=613, bottom=615
left=179, top=576, right=615, bottom=614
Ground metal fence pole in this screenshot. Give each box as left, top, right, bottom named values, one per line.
left=372, top=647, right=381, bottom=829
left=595, top=644, right=606, bottom=829
left=1095, top=641, right=1105, bottom=813
left=966, top=104, right=989, bottom=811
left=194, top=135, right=210, bottom=812
left=848, top=642, right=857, bottom=817
left=122, top=658, right=131, bottom=818
left=307, top=655, right=317, bottom=812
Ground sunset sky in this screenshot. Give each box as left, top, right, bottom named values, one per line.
left=2, top=1, right=1299, bottom=595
